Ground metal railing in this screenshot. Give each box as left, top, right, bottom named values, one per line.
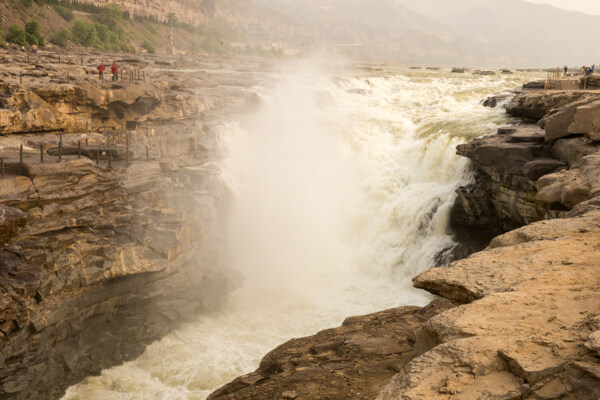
left=0, top=128, right=159, bottom=178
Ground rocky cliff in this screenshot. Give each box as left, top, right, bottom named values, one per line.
left=451, top=89, right=600, bottom=239
left=0, top=50, right=261, bottom=399
left=209, top=84, right=600, bottom=399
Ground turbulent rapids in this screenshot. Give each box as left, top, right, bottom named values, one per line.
left=62, top=65, right=539, bottom=400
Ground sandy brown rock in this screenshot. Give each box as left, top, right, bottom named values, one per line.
left=585, top=331, right=600, bottom=356
left=381, top=212, right=600, bottom=400
left=505, top=90, right=600, bottom=122
left=536, top=155, right=600, bottom=209
left=542, top=98, right=600, bottom=142
left=0, top=204, right=27, bottom=243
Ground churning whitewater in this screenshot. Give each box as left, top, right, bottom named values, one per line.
left=62, top=65, right=538, bottom=400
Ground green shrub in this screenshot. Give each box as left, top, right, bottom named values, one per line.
left=70, top=19, right=130, bottom=51
left=71, top=20, right=99, bottom=47
left=25, top=20, right=45, bottom=46
left=54, top=5, right=74, bottom=21
left=6, top=25, right=28, bottom=46
left=98, top=4, right=122, bottom=28
left=49, top=29, right=72, bottom=47
left=141, top=40, right=155, bottom=54
left=20, top=0, right=33, bottom=7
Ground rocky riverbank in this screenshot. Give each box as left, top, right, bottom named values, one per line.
left=209, top=83, right=600, bottom=399
left=0, top=49, right=263, bottom=399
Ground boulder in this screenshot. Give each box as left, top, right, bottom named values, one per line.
left=482, top=94, right=511, bottom=108
left=543, top=99, right=600, bottom=142
left=0, top=204, right=28, bottom=243
left=506, top=91, right=600, bottom=122
left=585, top=331, right=600, bottom=356
left=457, top=125, right=548, bottom=179
left=553, top=137, right=600, bottom=165
left=523, top=159, right=567, bottom=181
left=536, top=155, right=600, bottom=209
left=523, top=80, right=546, bottom=89
left=569, top=100, right=600, bottom=141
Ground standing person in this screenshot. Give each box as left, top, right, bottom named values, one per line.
left=563, top=65, right=568, bottom=77
left=111, top=62, right=119, bottom=81
left=97, top=62, right=106, bottom=81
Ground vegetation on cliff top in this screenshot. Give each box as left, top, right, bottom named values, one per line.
left=0, top=0, right=287, bottom=57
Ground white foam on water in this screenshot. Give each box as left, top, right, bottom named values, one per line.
left=62, top=65, right=540, bottom=400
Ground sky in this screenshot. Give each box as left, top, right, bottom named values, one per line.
left=525, top=0, right=600, bottom=15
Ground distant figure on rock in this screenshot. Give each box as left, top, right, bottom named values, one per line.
left=97, top=62, right=106, bottom=81
left=563, top=65, right=568, bottom=77
left=111, top=62, right=119, bottom=81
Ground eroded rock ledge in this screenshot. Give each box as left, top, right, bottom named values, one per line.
left=451, top=89, right=600, bottom=239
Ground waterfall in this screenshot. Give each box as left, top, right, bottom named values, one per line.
left=62, top=64, right=537, bottom=400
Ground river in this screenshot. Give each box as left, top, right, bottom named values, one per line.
left=62, top=63, right=541, bottom=400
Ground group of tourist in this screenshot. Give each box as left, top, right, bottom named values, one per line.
left=96, top=61, right=119, bottom=81
left=582, top=64, right=595, bottom=76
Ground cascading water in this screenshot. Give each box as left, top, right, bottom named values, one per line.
left=62, top=64, right=540, bottom=400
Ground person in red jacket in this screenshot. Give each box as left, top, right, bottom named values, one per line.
left=111, top=62, right=119, bottom=81
left=97, top=62, right=106, bottom=81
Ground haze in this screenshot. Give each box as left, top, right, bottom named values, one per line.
left=255, top=0, right=600, bottom=67
left=525, top=0, right=600, bottom=15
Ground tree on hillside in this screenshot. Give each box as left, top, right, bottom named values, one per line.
left=6, top=25, right=28, bottom=46
left=25, top=20, right=45, bottom=46
left=167, top=12, right=178, bottom=26
left=98, top=4, right=123, bottom=28
left=72, top=20, right=99, bottom=46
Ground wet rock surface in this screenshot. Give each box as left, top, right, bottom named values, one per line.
left=209, top=299, right=454, bottom=400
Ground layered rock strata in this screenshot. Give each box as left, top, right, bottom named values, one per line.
left=453, top=89, right=600, bottom=238
left=0, top=51, right=262, bottom=399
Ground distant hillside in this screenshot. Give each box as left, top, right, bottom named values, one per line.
left=0, top=0, right=310, bottom=56
left=2, top=0, right=599, bottom=66
left=256, top=0, right=600, bottom=67
left=395, top=0, right=600, bottom=66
